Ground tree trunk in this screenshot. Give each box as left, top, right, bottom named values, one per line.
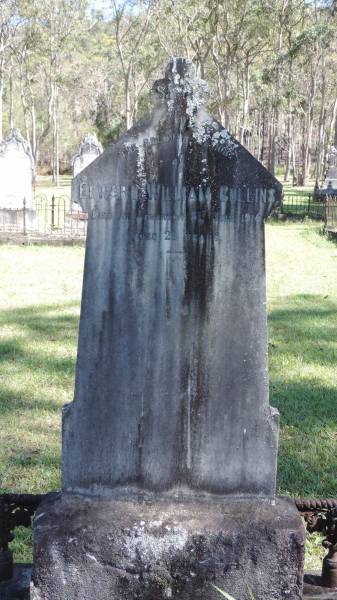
left=315, top=80, right=326, bottom=183
left=303, top=105, right=314, bottom=185
left=291, top=121, right=297, bottom=185
left=240, top=61, right=250, bottom=147
left=125, top=74, right=132, bottom=130
left=256, top=110, right=262, bottom=161
left=19, top=69, right=32, bottom=153
left=56, top=93, right=60, bottom=186
left=267, top=113, right=273, bottom=171
left=284, top=111, right=292, bottom=182
left=31, top=101, right=37, bottom=182
left=0, top=56, right=4, bottom=141
left=323, top=95, right=337, bottom=174
left=52, top=80, right=59, bottom=184
left=9, top=64, right=14, bottom=129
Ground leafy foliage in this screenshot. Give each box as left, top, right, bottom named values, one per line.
left=0, top=0, right=335, bottom=181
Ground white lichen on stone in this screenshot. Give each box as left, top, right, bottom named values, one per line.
left=211, top=128, right=238, bottom=157
left=124, top=522, right=189, bottom=563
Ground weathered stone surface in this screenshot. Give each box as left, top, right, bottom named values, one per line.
left=0, top=129, right=33, bottom=209
left=63, top=57, right=282, bottom=499
left=31, top=494, right=304, bottom=600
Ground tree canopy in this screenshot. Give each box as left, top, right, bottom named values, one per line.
left=0, top=0, right=336, bottom=184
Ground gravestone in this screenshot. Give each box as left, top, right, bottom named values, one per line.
left=32, top=59, right=305, bottom=600
left=323, top=147, right=337, bottom=190
left=0, top=129, right=33, bottom=209
left=72, top=133, right=102, bottom=211
left=315, top=147, right=337, bottom=199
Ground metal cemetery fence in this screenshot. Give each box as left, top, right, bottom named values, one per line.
left=281, top=195, right=325, bottom=220
left=325, top=197, right=337, bottom=232
left=0, top=195, right=87, bottom=238
left=0, top=193, right=335, bottom=237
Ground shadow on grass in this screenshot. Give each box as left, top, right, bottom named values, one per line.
left=270, top=379, right=336, bottom=431
left=269, top=295, right=337, bottom=367
left=269, top=294, right=337, bottom=496
left=272, top=378, right=337, bottom=495
left=0, top=301, right=80, bottom=338
left=0, top=336, right=76, bottom=376
left=0, top=302, right=80, bottom=416
left=0, top=383, right=62, bottom=413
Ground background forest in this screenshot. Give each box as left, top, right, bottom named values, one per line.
left=0, top=0, right=336, bottom=185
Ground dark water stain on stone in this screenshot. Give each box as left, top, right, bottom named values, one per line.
left=63, top=58, right=282, bottom=499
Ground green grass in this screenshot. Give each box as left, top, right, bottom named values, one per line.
left=267, top=223, right=337, bottom=498
left=0, top=221, right=336, bottom=568
left=282, top=180, right=316, bottom=197
left=0, top=245, right=83, bottom=560
left=34, top=175, right=71, bottom=201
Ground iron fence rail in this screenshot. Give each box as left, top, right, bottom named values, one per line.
left=325, top=197, right=337, bottom=232
left=281, top=195, right=326, bottom=220
left=0, top=195, right=87, bottom=238
left=1, top=193, right=337, bottom=237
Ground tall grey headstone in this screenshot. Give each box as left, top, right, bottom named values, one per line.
left=32, top=59, right=305, bottom=600
left=64, top=60, right=280, bottom=498
left=0, top=128, right=33, bottom=209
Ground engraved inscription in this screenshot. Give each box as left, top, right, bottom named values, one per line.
left=84, top=183, right=276, bottom=226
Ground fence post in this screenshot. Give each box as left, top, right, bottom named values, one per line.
left=63, top=197, right=66, bottom=235
left=23, top=197, right=26, bottom=235
left=51, top=195, right=55, bottom=229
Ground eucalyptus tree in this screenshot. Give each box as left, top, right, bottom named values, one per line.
left=33, top=0, right=89, bottom=183
left=110, top=0, right=160, bottom=129
left=0, top=0, right=22, bottom=140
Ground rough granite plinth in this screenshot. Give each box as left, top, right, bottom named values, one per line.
left=31, top=494, right=305, bottom=600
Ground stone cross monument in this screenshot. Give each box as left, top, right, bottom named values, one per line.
left=32, top=59, right=304, bottom=600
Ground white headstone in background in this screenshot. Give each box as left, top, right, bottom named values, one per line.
left=71, top=133, right=103, bottom=212
left=323, top=146, right=337, bottom=189
left=0, top=129, right=33, bottom=209
left=72, top=133, right=102, bottom=178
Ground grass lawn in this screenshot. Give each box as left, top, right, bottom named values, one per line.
left=34, top=175, right=71, bottom=201
left=0, top=221, right=336, bottom=569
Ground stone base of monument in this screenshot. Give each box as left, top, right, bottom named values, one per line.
left=31, top=493, right=305, bottom=600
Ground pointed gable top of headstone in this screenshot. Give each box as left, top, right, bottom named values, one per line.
left=0, top=127, right=32, bottom=161
left=72, top=58, right=282, bottom=215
